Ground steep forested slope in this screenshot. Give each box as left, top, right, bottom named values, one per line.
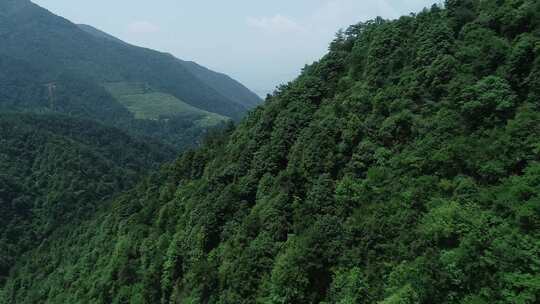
left=3, top=1, right=540, bottom=303
left=0, top=113, right=175, bottom=284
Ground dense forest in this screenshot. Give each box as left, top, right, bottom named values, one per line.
left=0, top=113, right=175, bottom=285
left=2, top=0, right=540, bottom=303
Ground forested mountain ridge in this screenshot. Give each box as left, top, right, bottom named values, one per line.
left=0, top=0, right=261, bottom=148
left=2, top=0, right=540, bottom=303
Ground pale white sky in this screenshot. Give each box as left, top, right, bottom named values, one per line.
left=32, top=0, right=437, bottom=96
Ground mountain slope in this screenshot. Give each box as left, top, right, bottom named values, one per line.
left=77, top=24, right=128, bottom=45
left=0, top=113, right=175, bottom=284
left=0, top=0, right=260, bottom=150
left=76, top=24, right=263, bottom=109
left=180, top=60, right=263, bottom=109
left=0, top=0, right=259, bottom=119
left=3, top=1, right=540, bottom=303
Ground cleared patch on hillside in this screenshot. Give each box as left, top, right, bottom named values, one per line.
left=104, top=82, right=229, bottom=127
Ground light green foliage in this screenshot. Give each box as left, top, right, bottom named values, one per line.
left=324, top=268, right=370, bottom=304
left=105, top=82, right=229, bottom=126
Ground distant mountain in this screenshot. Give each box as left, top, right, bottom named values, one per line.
left=0, top=0, right=261, bottom=147
left=180, top=60, right=263, bottom=109
left=75, top=24, right=262, bottom=109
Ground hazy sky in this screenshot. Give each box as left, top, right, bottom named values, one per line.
left=32, top=0, right=437, bottom=96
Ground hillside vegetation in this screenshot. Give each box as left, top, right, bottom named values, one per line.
left=104, top=82, right=229, bottom=126
left=2, top=0, right=540, bottom=303
left=0, top=113, right=175, bottom=285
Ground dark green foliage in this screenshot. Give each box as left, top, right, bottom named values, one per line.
left=2, top=1, right=540, bottom=303
left=0, top=113, right=175, bottom=284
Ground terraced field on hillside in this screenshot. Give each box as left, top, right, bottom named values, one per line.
left=104, top=82, right=229, bottom=127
